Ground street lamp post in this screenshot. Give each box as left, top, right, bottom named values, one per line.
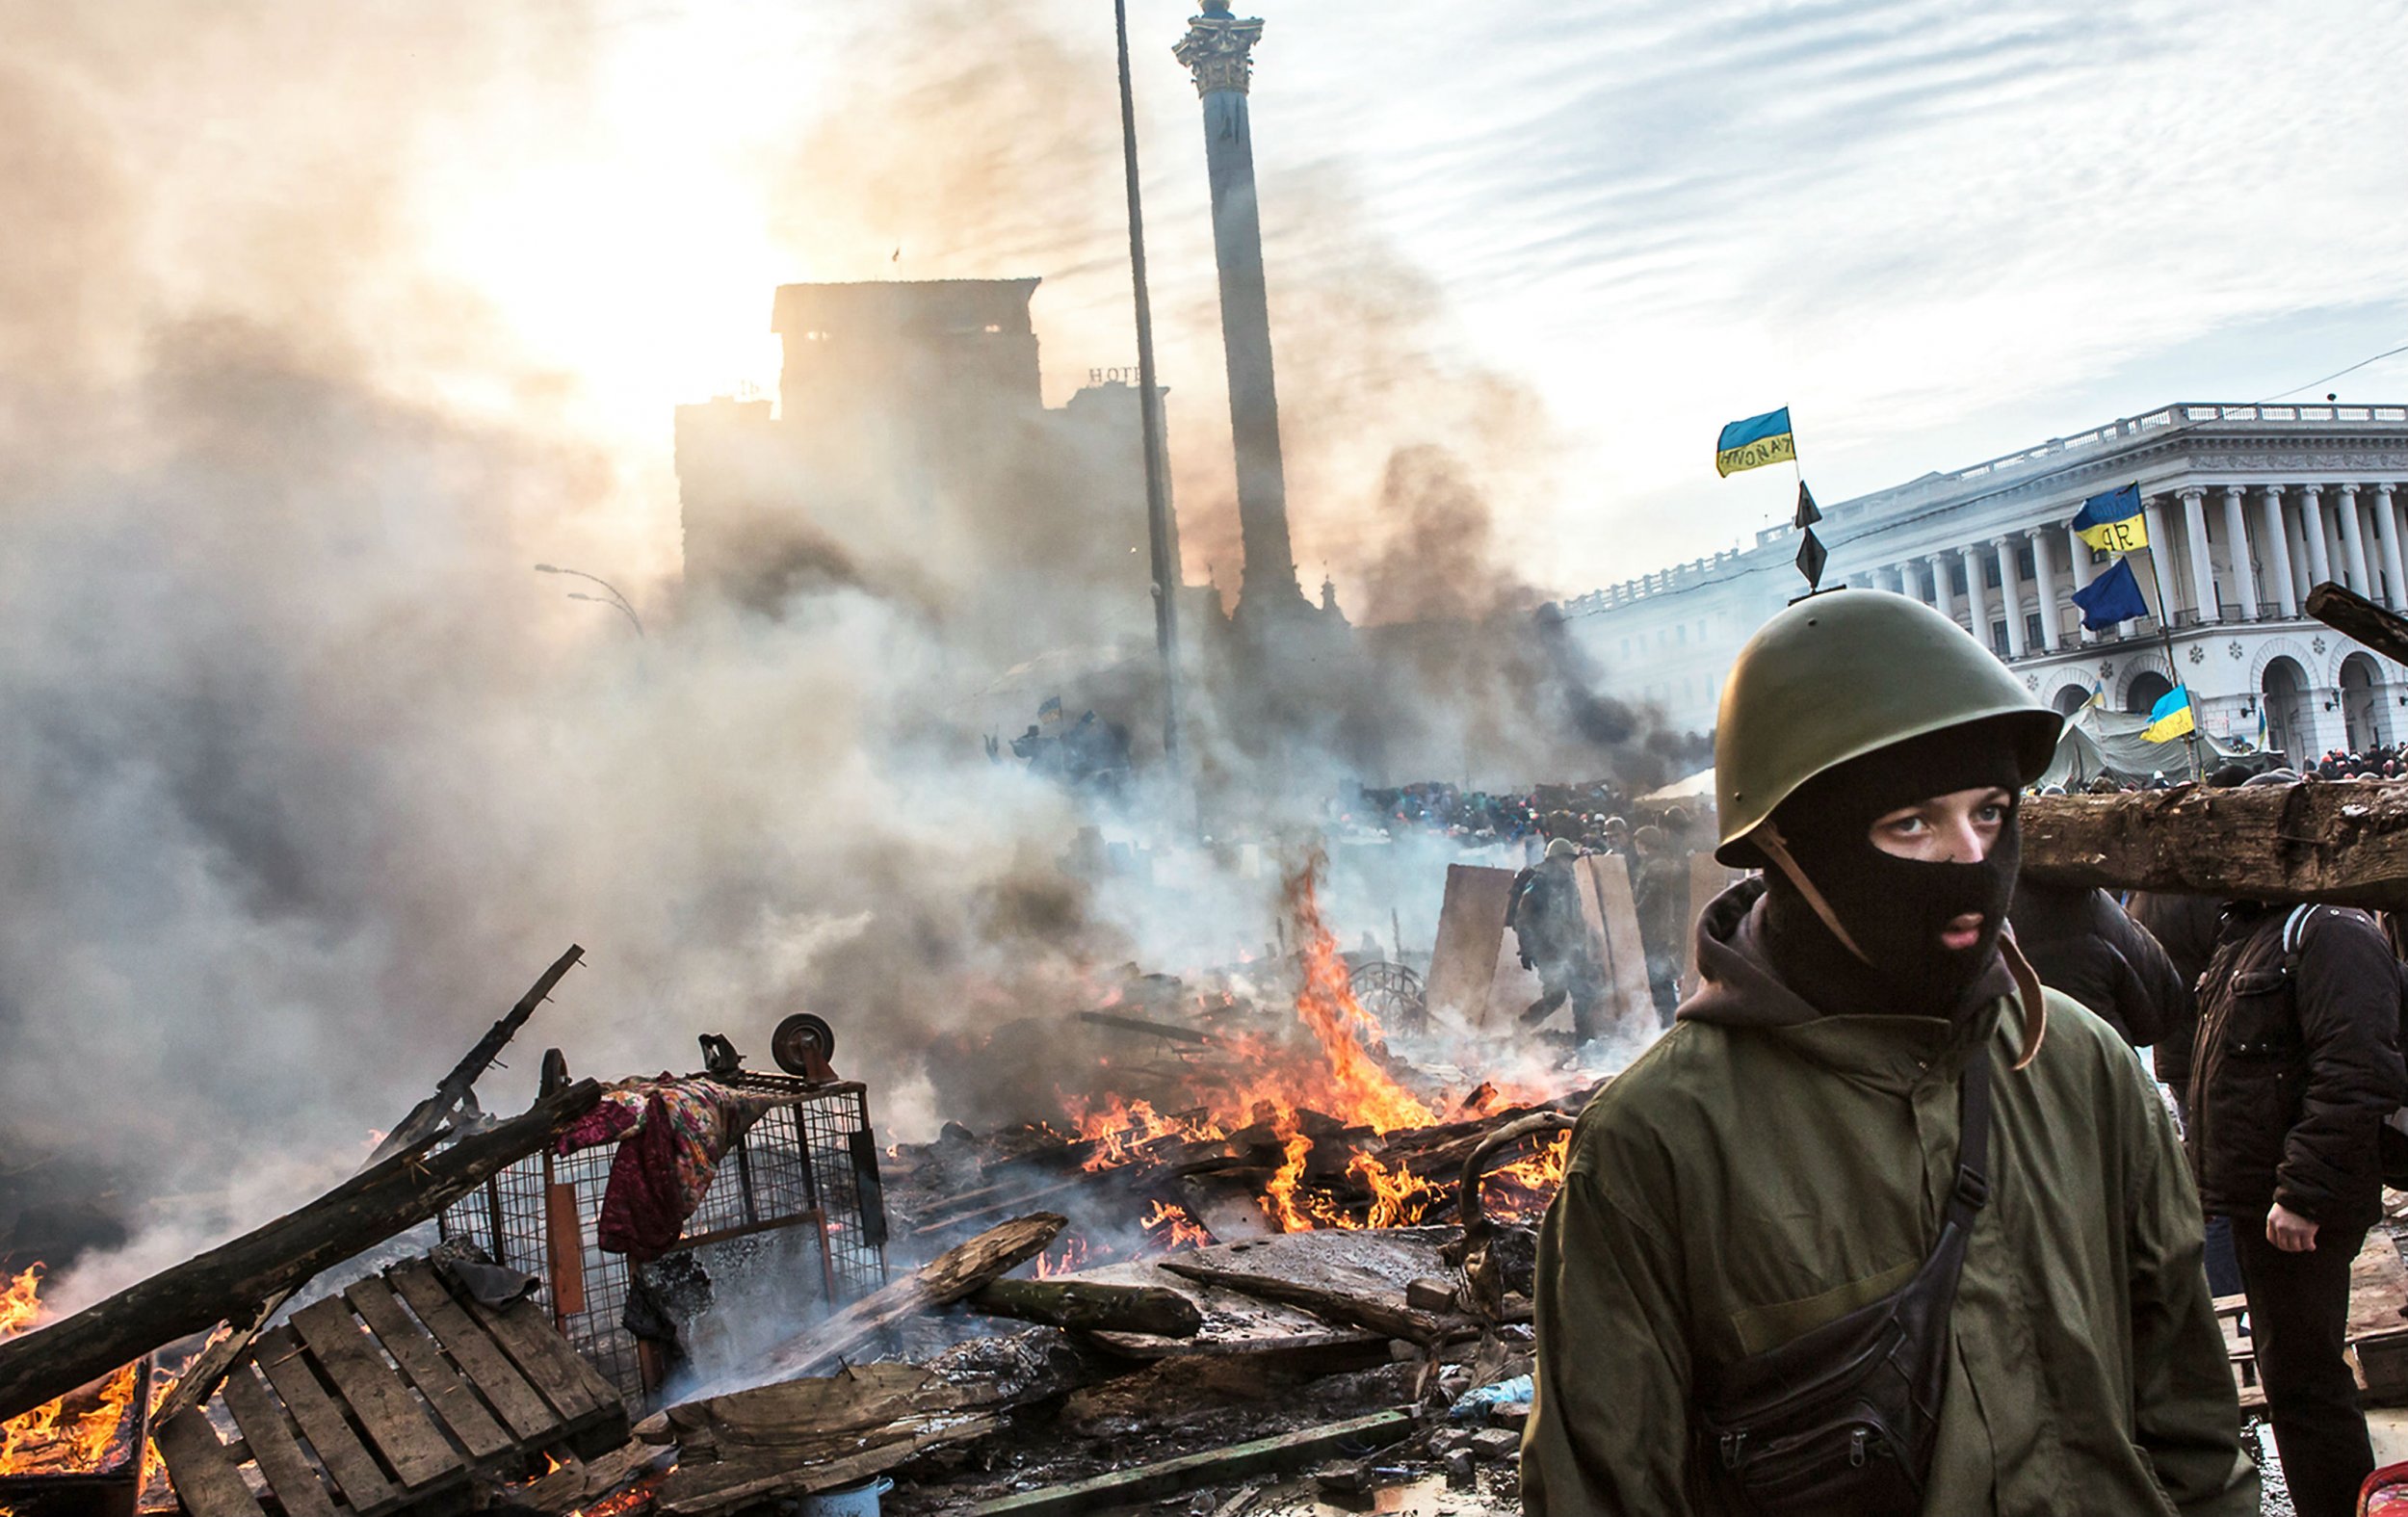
left=534, top=563, right=643, bottom=638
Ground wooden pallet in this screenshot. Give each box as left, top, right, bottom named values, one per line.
left=156, top=1258, right=630, bottom=1517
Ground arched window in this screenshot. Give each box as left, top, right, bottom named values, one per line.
left=2125, top=670, right=2173, bottom=716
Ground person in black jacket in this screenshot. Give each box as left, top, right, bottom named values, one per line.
left=2188, top=898, right=2407, bottom=1517
left=2006, top=878, right=2186, bottom=1047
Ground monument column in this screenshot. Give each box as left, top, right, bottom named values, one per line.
left=1175, top=2, right=1305, bottom=619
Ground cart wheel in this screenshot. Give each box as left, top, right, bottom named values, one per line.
left=1352, top=961, right=1427, bottom=1036
left=772, top=1012, right=838, bottom=1076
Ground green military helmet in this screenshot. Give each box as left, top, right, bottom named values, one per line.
left=1714, top=588, right=2061, bottom=866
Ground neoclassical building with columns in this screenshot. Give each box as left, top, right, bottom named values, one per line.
left=1563, top=402, right=2408, bottom=768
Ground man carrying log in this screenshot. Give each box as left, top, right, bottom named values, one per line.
left=1525, top=589, right=2254, bottom=1515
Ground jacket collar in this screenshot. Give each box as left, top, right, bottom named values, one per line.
left=1678, top=878, right=2012, bottom=1090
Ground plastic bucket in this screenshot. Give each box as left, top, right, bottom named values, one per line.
left=798, top=1476, right=894, bottom=1517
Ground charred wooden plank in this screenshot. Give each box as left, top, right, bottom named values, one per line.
left=343, top=1277, right=513, bottom=1461
left=381, top=1262, right=559, bottom=1444
left=964, top=1277, right=1203, bottom=1338
left=2021, top=784, right=2408, bottom=910
left=216, top=1364, right=337, bottom=1517
left=253, top=1324, right=403, bottom=1516
left=1158, top=1260, right=1450, bottom=1347
left=288, top=1296, right=465, bottom=1493
left=0, top=1080, right=602, bottom=1425
left=965, top=1409, right=1414, bottom=1516
left=749, top=1214, right=1065, bottom=1383
left=153, top=1406, right=271, bottom=1517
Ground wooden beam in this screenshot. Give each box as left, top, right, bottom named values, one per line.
left=2021, top=785, right=2408, bottom=909
left=0, top=1080, right=600, bottom=1424
left=1157, top=1260, right=1448, bottom=1347
left=741, top=1214, right=1066, bottom=1385
left=965, top=1277, right=1203, bottom=1338
left=964, top=1409, right=1414, bottom=1517
left=2306, top=580, right=2408, bottom=667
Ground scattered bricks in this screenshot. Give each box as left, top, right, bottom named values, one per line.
left=1491, top=1402, right=1530, bottom=1433
left=1443, top=1449, right=1475, bottom=1487
left=1426, top=1428, right=1472, bottom=1457
left=1405, top=1277, right=1458, bottom=1314
left=1467, top=1427, right=1521, bottom=1463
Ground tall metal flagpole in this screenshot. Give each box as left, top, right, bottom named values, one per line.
left=1116, top=0, right=1184, bottom=770
left=2136, top=535, right=2205, bottom=781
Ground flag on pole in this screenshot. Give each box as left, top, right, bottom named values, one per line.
left=2081, top=677, right=2106, bottom=710
left=1715, top=407, right=1796, bottom=477
left=2142, top=685, right=2196, bottom=743
left=2256, top=705, right=2269, bottom=750
left=1793, top=481, right=1821, bottom=528
left=1794, top=527, right=1828, bottom=590
left=2070, top=483, right=2149, bottom=553
left=2071, top=557, right=2151, bottom=629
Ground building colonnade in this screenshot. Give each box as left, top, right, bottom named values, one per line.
left=1857, top=480, right=2408, bottom=659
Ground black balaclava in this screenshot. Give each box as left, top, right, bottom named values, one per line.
left=1757, top=719, right=2027, bottom=1021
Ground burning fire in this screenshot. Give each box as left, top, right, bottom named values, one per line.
left=0, top=1266, right=144, bottom=1481
left=1140, top=1200, right=1210, bottom=1251
left=1026, top=850, right=1578, bottom=1263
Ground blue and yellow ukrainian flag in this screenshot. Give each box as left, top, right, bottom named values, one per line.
left=2071, top=483, right=2149, bottom=552
left=1715, top=407, right=1796, bottom=478
left=2142, top=685, right=2195, bottom=743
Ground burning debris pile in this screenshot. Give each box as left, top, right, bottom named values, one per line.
left=0, top=848, right=1590, bottom=1517
left=891, top=852, right=1588, bottom=1280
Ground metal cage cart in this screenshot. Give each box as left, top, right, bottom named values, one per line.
left=439, top=1065, right=888, bottom=1402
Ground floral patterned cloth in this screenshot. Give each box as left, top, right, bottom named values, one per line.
left=2364, top=1463, right=2408, bottom=1515
left=556, top=1077, right=769, bottom=1262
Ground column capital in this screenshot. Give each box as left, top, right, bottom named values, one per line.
left=2375, top=482, right=2398, bottom=499
left=2178, top=484, right=2206, bottom=503
left=1174, top=3, right=1266, bottom=95
left=2299, top=482, right=2324, bottom=497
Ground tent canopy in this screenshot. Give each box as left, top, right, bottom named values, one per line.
left=2037, top=704, right=2248, bottom=790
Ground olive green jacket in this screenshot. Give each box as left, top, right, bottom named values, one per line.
left=1524, top=882, right=2256, bottom=1516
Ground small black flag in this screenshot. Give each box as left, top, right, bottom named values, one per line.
left=1795, top=526, right=1828, bottom=589
left=1793, top=481, right=1821, bottom=529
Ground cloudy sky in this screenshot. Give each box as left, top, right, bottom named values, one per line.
left=20, top=0, right=2408, bottom=606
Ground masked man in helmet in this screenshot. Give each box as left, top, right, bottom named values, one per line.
left=1525, top=590, right=2253, bottom=1516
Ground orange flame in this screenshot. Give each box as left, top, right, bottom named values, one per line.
left=0, top=1265, right=144, bottom=1480
left=1140, top=1200, right=1211, bottom=1251
left=1032, top=1237, right=1089, bottom=1279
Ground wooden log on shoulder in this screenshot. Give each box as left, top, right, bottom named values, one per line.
left=0, top=1080, right=602, bottom=1424
left=2021, top=784, right=2408, bottom=910
left=2306, top=581, right=2408, bottom=667
left=965, top=1277, right=1203, bottom=1338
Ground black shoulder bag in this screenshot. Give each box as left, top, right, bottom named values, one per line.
left=1695, top=1048, right=1994, bottom=1515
